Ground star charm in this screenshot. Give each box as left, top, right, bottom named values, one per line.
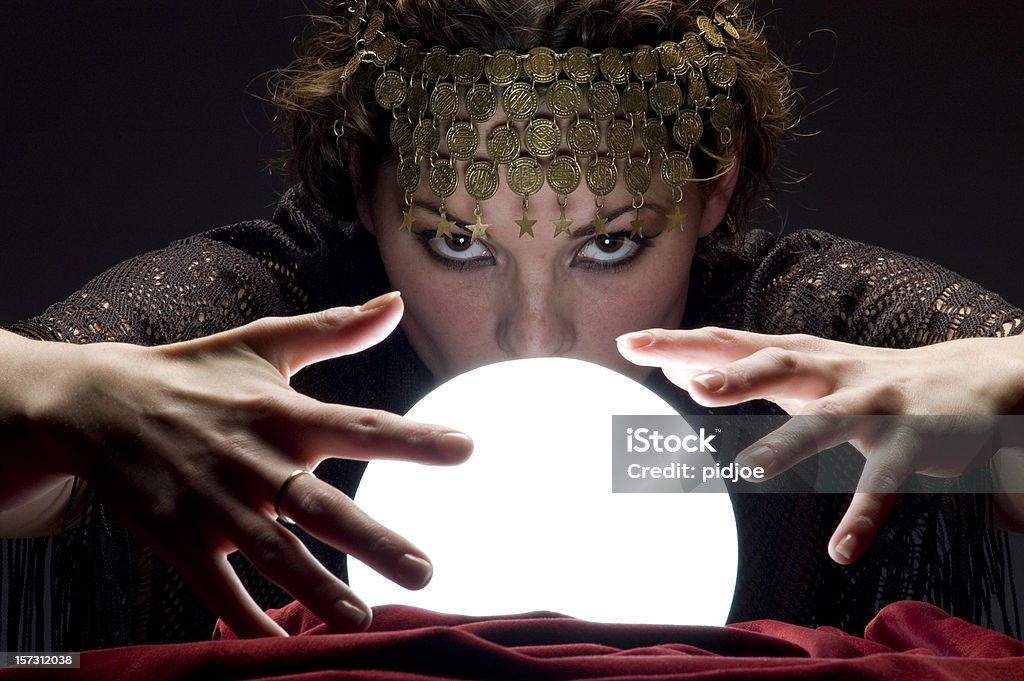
left=400, top=207, right=415, bottom=232
left=630, top=216, right=645, bottom=238
left=435, top=210, right=454, bottom=240
left=516, top=214, right=537, bottom=238
left=666, top=205, right=686, bottom=232
left=553, top=209, right=573, bottom=238
left=470, top=213, right=490, bottom=242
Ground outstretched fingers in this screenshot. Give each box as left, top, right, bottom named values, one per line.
left=223, top=506, right=374, bottom=633
left=828, top=432, right=919, bottom=564
left=273, top=471, right=435, bottom=591
left=260, top=392, right=474, bottom=467
left=617, top=327, right=846, bottom=407
left=175, top=550, right=289, bottom=639
left=233, top=292, right=405, bottom=378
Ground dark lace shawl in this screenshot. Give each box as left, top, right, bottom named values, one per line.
left=2, top=184, right=1020, bottom=650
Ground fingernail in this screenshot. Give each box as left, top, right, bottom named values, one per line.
left=616, top=331, right=654, bottom=349
left=358, top=291, right=401, bottom=313
left=336, top=599, right=372, bottom=629
left=834, top=533, right=857, bottom=561
left=691, top=371, right=725, bottom=393
left=439, top=432, right=474, bottom=458
left=736, top=445, right=773, bottom=472
left=396, top=553, right=433, bottom=589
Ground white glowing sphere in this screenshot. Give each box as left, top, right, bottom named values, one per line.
left=348, top=357, right=737, bottom=625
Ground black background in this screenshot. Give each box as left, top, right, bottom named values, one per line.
left=2, top=2, right=1024, bottom=325
left=1, top=1, right=1022, bottom=630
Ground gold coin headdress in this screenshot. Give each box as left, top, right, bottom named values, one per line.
left=337, top=0, right=742, bottom=241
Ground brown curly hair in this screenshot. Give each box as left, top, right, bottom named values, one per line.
left=272, top=0, right=793, bottom=252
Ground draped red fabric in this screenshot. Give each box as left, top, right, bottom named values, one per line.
left=3, top=601, right=1020, bottom=680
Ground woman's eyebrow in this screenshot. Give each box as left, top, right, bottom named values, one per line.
left=411, top=200, right=472, bottom=228
left=569, top=202, right=667, bottom=238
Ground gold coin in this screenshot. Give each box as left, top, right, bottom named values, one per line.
left=607, top=119, right=634, bottom=158
left=465, top=161, right=499, bottom=200
left=642, top=118, right=667, bottom=152
left=586, top=156, right=617, bottom=196
left=661, top=151, right=693, bottom=188
left=349, top=1, right=366, bottom=25
left=524, top=47, right=559, bottom=84
left=413, top=119, right=440, bottom=155
left=485, top=49, right=520, bottom=86
left=688, top=72, right=708, bottom=106
left=525, top=118, right=560, bottom=158
left=397, top=156, right=420, bottom=191
left=363, top=10, right=385, bottom=42
left=429, top=159, right=458, bottom=197
left=697, top=15, right=725, bottom=48
left=339, top=50, right=364, bottom=82
left=487, top=126, right=521, bottom=164
left=508, top=156, right=544, bottom=196
left=649, top=81, right=682, bottom=116
left=625, top=157, right=652, bottom=195
left=400, top=38, right=423, bottom=74
left=390, top=116, right=414, bottom=150
left=630, top=45, right=658, bottom=81
left=715, top=11, right=741, bottom=39
left=587, top=81, right=619, bottom=119
left=370, top=31, right=399, bottom=67
left=406, top=80, right=427, bottom=115
left=568, top=118, right=600, bottom=156
left=707, top=52, right=738, bottom=88
left=682, top=32, right=708, bottom=66
left=446, top=121, right=479, bottom=161
left=547, top=80, right=582, bottom=119
left=466, top=84, right=497, bottom=121
left=599, top=47, right=630, bottom=85
left=347, top=15, right=363, bottom=36
left=621, top=83, right=648, bottom=116
left=429, top=82, right=458, bottom=119
left=658, top=41, right=687, bottom=75
left=563, top=46, right=597, bottom=83
left=422, top=45, right=451, bottom=81
left=452, top=47, right=485, bottom=85
left=710, top=94, right=736, bottom=132
left=547, top=155, right=581, bottom=195
left=672, top=109, right=703, bottom=147
left=502, top=81, right=539, bottom=121
left=374, top=71, right=406, bottom=109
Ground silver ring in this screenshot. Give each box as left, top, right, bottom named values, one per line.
left=274, top=469, right=316, bottom=525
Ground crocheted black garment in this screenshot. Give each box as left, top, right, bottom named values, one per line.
left=2, top=184, right=1021, bottom=650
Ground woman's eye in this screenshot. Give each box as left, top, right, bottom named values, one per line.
left=574, top=234, right=643, bottom=266
left=419, top=231, right=493, bottom=265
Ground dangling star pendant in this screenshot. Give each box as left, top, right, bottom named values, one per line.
left=666, top=204, right=686, bottom=232
left=553, top=205, right=573, bottom=238
left=516, top=210, right=537, bottom=238
left=435, top=209, right=454, bottom=240
left=470, top=209, right=490, bottom=243
left=630, top=216, right=645, bottom=238
left=400, top=207, right=415, bottom=233
left=593, top=214, right=609, bottom=236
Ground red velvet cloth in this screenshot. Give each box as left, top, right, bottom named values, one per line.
left=3, top=602, right=1021, bottom=680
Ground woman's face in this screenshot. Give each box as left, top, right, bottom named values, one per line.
left=368, top=145, right=727, bottom=383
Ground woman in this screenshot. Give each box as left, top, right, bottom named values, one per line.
left=1, top=0, right=1021, bottom=650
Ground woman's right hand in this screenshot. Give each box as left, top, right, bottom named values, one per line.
left=0, top=291, right=473, bottom=637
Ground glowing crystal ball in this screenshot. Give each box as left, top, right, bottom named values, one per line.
left=348, top=357, right=738, bottom=625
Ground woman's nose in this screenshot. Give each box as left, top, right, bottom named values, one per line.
left=495, top=279, right=576, bottom=359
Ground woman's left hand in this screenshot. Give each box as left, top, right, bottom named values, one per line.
left=617, top=327, right=1024, bottom=563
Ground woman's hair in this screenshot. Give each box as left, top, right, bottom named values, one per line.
left=272, top=0, right=793, bottom=252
